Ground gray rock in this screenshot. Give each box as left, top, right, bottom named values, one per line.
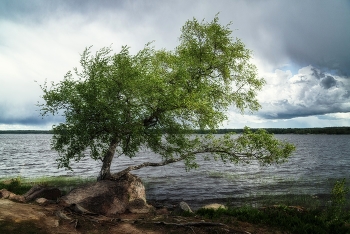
left=59, top=173, right=153, bottom=215
left=201, top=203, right=227, bottom=210
left=173, top=201, right=193, bottom=214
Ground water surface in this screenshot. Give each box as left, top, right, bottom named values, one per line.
left=1, top=134, right=349, bottom=208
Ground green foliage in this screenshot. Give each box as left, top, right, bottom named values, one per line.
left=39, top=15, right=294, bottom=178
left=327, top=179, right=350, bottom=222
left=0, top=177, right=31, bottom=195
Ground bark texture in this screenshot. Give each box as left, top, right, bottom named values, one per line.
left=98, top=139, right=118, bottom=180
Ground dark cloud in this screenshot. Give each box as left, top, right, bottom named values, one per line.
left=3, top=0, right=349, bottom=77
left=311, top=67, right=325, bottom=79
left=260, top=101, right=350, bottom=120
left=0, top=0, right=126, bottom=21
left=0, top=114, right=63, bottom=126
left=320, top=76, right=337, bottom=89
left=343, top=91, right=350, bottom=99
left=0, top=103, right=64, bottom=126
left=235, top=1, right=350, bottom=77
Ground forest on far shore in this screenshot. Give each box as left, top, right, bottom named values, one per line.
left=1, top=127, right=350, bottom=135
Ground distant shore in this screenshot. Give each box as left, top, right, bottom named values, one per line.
left=1, top=126, right=350, bottom=134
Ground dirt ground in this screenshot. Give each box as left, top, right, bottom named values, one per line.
left=0, top=199, right=283, bottom=234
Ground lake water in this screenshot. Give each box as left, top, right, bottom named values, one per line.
left=1, top=134, right=350, bottom=208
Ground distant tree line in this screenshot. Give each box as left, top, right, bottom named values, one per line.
left=1, top=127, right=350, bottom=135
left=192, top=127, right=350, bottom=135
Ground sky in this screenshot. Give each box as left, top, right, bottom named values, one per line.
left=1, top=0, right=350, bottom=130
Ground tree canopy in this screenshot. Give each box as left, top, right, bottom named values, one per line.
left=39, top=16, right=295, bottom=180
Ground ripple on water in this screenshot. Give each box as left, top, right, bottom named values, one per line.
left=1, top=134, right=350, bottom=207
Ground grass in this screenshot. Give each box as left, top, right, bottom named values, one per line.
left=0, top=176, right=95, bottom=195
left=196, top=205, right=350, bottom=234
left=196, top=179, right=350, bottom=233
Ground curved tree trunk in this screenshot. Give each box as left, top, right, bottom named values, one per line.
left=98, top=139, right=118, bottom=180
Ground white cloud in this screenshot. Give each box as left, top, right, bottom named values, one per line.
left=256, top=65, right=350, bottom=119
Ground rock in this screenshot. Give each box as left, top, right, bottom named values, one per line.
left=35, top=197, right=55, bottom=206
left=173, top=201, right=193, bottom=214
left=24, top=185, right=62, bottom=202
left=128, top=198, right=154, bottom=214
left=0, top=189, right=24, bottom=202
left=201, top=203, right=227, bottom=210
left=59, top=173, right=153, bottom=215
left=55, top=210, right=72, bottom=220
left=0, top=189, right=12, bottom=199
left=9, top=193, right=25, bottom=203
left=179, top=201, right=193, bottom=213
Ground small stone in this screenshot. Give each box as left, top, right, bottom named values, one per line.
left=177, top=201, right=193, bottom=213
left=201, top=203, right=227, bottom=210
left=36, top=198, right=51, bottom=206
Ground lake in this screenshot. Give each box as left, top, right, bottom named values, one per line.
left=1, top=134, right=350, bottom=208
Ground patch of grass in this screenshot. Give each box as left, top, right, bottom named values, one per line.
left=0, top=177, right=32, bottom=195
left=196, top=206, right=349, bottom=234
left=195, top=179, right=350, bottom=234
left=0, top=176, right=95, bottom=195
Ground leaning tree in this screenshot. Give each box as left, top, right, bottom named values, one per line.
left=39, top=16, right=295, bottom=180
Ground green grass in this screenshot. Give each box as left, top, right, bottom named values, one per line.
left=195, top=179, right=350, bottom=233
left=0, top=176, right=95, bottom=195
left=196, top=205, right=350, bottom=234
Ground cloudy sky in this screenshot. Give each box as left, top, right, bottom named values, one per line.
left=1, top=0, right=350, bottom=130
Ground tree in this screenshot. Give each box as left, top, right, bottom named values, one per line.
left=39, top=16, right=295, bottom=180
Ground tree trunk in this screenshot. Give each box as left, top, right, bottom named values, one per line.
left=98, top=139, right=118, bottom=180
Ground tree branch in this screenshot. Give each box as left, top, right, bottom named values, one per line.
left=109, top=147, right=251, bottom=180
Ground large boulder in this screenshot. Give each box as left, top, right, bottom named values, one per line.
left=59, top=173, right=153, bottom=215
